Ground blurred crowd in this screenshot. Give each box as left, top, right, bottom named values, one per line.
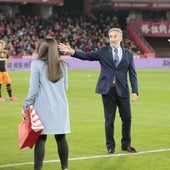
left=0, top=12, right=141, bottom=58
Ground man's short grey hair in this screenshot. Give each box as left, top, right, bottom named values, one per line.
left=108, top=28, right=123, bottom=36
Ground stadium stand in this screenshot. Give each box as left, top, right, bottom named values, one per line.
left=0, top=12, right=142, bottom=58
left=0, top=0, right=170, bottom=58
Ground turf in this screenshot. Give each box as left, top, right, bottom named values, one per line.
left=0, top=69, right=170, bottom=170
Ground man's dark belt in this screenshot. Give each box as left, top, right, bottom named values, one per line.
left=112, top=84, right=116, bottom=88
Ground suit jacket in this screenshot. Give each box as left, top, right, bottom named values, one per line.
left=72, top=46, right=138, bottom=98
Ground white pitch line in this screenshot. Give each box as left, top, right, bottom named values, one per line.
left=0, top=148, right=170, bottom=168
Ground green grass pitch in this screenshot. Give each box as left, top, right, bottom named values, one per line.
left=0, top=69, right=170, bottom=170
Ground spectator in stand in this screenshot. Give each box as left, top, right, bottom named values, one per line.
left=0, top=40, right=18, bottom=101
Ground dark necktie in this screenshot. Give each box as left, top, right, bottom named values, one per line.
left=114, top=48, right=119, bottom=67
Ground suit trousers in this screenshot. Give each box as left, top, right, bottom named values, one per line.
left=102, top=86, right=131, bottom=149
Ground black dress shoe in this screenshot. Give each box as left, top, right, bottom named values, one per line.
left=108, top=148, right=116, bottom=154
left=122, top=146, right=137, bottom=153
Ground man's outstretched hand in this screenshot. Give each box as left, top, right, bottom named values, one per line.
left=58, top=43, right=75, bottom=55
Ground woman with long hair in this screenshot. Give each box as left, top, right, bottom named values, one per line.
left=22, top=37, right=70, bottom=170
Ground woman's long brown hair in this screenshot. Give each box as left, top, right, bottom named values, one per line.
left=37, top=37, right=63, bottom=82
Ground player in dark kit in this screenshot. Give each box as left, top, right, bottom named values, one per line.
left=0, top=40, right=18, bottom=102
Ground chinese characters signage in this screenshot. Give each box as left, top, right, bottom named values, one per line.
left=130, top=20, right=170, bottom=37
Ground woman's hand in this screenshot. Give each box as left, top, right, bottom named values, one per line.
left=22, top=108, right=29, bottom=121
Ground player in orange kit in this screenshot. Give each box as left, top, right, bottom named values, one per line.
left=0, top=40, right=18, bottom=102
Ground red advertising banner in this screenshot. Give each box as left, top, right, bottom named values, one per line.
left=130, top=20, right=170, bottom=37
left=113, top=2, right=150, bottom=9
left=91, top=0, right=170, bottom=10
left=112, top=2, right=170, bottom=9
left=0, top=0, right=63, bottom=4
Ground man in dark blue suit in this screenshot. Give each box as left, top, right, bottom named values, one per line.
left=58, top=28, right=138, bottom=154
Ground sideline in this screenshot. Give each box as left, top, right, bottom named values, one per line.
left=0, top=148, right=170, bottom=168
